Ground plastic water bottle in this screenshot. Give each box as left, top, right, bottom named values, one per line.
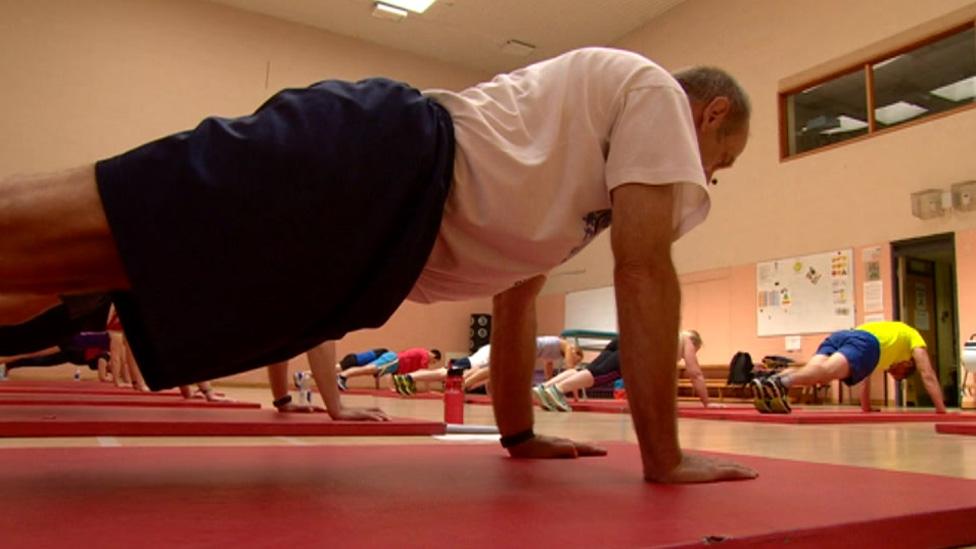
left=294, top=371, right=313, bottom=406
left=444, top=367, right=464, bottom=424
left=0, top=363, right=6, bottom=381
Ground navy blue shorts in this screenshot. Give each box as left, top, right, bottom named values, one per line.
left=96, top=79, right=455, bottom=389
left=816, top=330, right=881, bottom=385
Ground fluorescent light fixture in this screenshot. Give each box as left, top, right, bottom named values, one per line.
left=372, top=2, right=407, bottom=20
left=380, top=0, right=436, bottom=13
left=930, top=76, right=976, bottom=102
left=500, top=39, right=536, bottom=57
left=875, top=101, right=927, bottom=125
left=820, top=115, right=868, bottom=135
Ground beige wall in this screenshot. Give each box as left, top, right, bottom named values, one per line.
left=0, top=0, right=486, bottom=174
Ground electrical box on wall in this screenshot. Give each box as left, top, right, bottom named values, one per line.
left=910, top=189, right=946, bottom=219
left=952, top=180, right=976, bottom=212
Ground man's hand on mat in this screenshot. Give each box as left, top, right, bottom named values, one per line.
left=647, top=453, right=757, bottom=484
left=704, top=403, right=727, bottom=409
left=507, top=434, right=607, bottom=459
left=329, top=407, right=390, bottom=422
left=197, top=390, right=229, bottom=402
left=276, top=402, right=328, bottom=414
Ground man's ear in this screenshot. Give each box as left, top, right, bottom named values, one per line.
left=701, top=96, right=731, bottom=131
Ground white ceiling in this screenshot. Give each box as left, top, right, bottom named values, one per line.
left=207, top=0, right=686, bottom=74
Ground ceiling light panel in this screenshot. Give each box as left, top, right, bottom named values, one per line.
left=875, top=101, right=927, bottom=125
left=930, top=76, right=976, bottom=102
left=372, top=2, right=407, bottom=20
left=379, top=0, right=436, bottom=13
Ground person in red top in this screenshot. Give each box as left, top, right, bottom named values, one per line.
left=338, top=348, right=442, bottom=390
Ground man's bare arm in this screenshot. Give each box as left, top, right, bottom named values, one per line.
left=913, top=347, right=947, bottom=413
left=681, top=339, right=711, bottom=407
left=491, top=275, right=605, bottom=458
left=611, top=183, right=755, bottom=483
left=307, top=342, right=389, bottom=421
left=859, top=377, right=873, bottom=412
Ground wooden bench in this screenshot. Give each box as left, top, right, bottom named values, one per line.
left=675, top=362, right=830, bottom=404
left=677, top=365, right=748, bottom=402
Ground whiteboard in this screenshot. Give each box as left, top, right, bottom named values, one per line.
left=565, top=286, right=617, bottom=332
left=756, top=249, right=855, bottom=336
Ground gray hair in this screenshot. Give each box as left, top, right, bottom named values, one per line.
left=673, top=67, right=751, bottom=133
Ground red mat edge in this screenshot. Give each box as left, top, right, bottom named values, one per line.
left=0, top=419, right=446, bottom=437
left=935, top=423, right=976, bottom=435
left=662, top=506, right=975, bottom=548
left=0, top=386, right=183, bottom=397
left=0, top=398, right=260, bottom=410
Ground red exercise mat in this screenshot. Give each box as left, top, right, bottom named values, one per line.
left=0, top=406, right=444, bottom=437
left=0, top=392, right=260, bottom=409
left=677, top=407, right=976, bottom=424
left=935, top=423, right=976, bottom=436
left=0, top=443, right=972, bottom=548
left=568, top=399, right=630, bottom=413
left=0, top=379, right=182, bottom=397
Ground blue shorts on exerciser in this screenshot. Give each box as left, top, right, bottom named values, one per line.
left=96, top=79, right=455, bottom=389
left=816, top=330, right=881, bottom=385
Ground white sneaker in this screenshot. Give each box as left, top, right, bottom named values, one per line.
left=533, top=384, right=556, bottom=411
left=546, top=386, right=573, bottom=412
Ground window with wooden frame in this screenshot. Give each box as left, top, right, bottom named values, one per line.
left=781, top=24, right=976, bottom=159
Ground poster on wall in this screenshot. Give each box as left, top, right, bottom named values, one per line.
left=757, top=249, right=856, bottom=336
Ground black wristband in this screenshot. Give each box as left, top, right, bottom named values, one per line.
left=273, top=395, right=293, bottom=408
left=500, top=429, right=535, bottom=449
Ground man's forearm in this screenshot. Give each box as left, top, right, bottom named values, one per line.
left=615, top=265, right=682, bottom=480
left=859, top=379, right=872, bottom=411
left=921, top=373, right=946, bottom=412
left=490, top=276, right=545, bottom=437
left=307, top=342, right=342, bottom=415
left=690, top=375, right=711, bottom=406
left=914, top=350, right=947, bottom=412
left=267, top=361, right=291, bottom=400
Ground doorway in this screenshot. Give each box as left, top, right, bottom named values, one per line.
left=891, top=233, right=959, bottom=407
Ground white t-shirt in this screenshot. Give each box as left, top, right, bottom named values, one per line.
left=410, top=47, right=709, bottom=303
left=535, top=336, right=564, bottom=361
left=466, top=336, right=565, bottom=369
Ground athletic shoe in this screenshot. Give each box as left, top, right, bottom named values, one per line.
left=750, top=377, right=772, bottom=413
left=751, top=375, right=791, bottom=414
left=764, top=376, right=792, bottom=414
left=532, top=384, right=555, bottom=411
left=392, top=374, right=408, bottom=395
left=336, top=375, right=348, bottom=392
left=403, top=375, right=417, bottom=396
left=546, top=386, right=573, bottom=413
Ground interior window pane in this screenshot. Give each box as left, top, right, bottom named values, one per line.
left=786, top=69, right=868, bottom=155
left=873, top=27, right=976, bottom=130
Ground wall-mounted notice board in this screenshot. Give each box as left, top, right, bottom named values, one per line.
left=757, top=249, right=855, bottom=336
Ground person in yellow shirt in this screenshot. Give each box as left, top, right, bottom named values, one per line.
left=752, top=321, right=946, bottom=414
